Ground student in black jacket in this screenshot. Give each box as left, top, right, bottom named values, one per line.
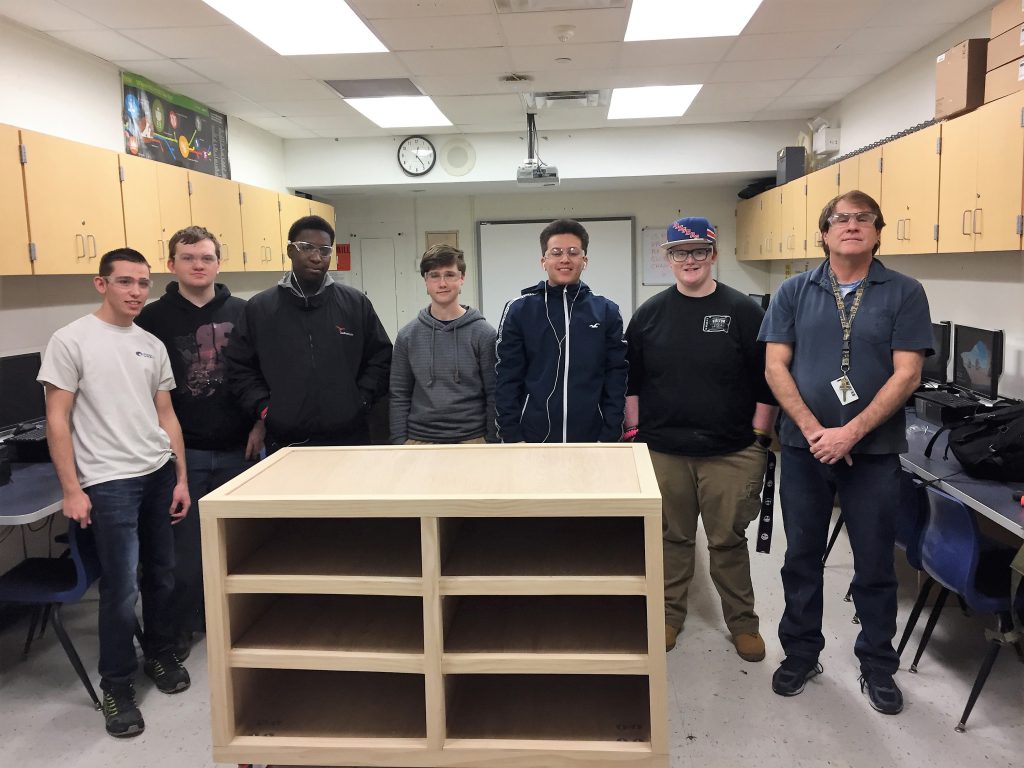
left=136, top=225, right=264, bottom=657
left=226, top=215, right=392, bottom=450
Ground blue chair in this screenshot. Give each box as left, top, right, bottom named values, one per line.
left=907, top=486, right=1021, bottom=732
left=894, top=472, right=932, bottom=655
left=0, top=521, right=101, bottom=709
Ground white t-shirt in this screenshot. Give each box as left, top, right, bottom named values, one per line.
left=38, top=314, right=176, bottom=488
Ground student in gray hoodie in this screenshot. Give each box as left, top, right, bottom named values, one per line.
left=390, top=244, right=497, bottom=444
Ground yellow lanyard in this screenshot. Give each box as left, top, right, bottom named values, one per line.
left=827, top=267, right=866, bottom=374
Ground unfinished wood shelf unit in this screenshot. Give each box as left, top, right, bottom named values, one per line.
left=201, top=443, right=667, bottom=768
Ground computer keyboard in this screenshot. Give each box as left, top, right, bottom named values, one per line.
left=6, top=423, right=47, bottom=443
left=915, top=390, right=975, bottom=409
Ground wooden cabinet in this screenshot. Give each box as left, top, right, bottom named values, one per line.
left=938, top=91, right=1024, bottom=253
left=805, top=165, right=839, bottom=254
left=309, top=198, right=336, bottom=229
left=21, top=130, right=126, bottom=275
left=879, top=125, right=940, bottom=255
left=200, top=443, right=668, bottom=768
left=188, top=172, right=242, bottom=272
left=735, top=197, right=759, bottom=260
left=778, top=178, right=807, bottom=260
left=120, top=155, right=192, bottom=269
left=0, top=125, right=31, bottom=275
left=838, top=147, right=882, bottom=203
left=239, top=183, right=283, bottom=271
left=278, top=193, right=312, bottom=262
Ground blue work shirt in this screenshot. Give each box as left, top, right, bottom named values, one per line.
left=758, top=258, right=933, bottom=454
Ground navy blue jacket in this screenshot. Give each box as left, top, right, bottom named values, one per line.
left=495, top=280, right=628, bottom=443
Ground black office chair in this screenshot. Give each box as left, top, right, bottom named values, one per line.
left=906, top=486, right=1023, bottom=732
left=0, top=521, right=102, bottom=709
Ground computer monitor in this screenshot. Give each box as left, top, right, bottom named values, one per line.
left=921, top=321, right=950, bottom=384
left=0, top=352, right=46, bottom=432
left=952, top=325, right=1004, bottom=400
left=747, top=293, right=770, bottom=310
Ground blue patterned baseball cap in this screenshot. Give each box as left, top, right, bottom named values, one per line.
left=661, top=217, right=717, bottom=249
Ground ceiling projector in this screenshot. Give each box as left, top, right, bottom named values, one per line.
left=517, top=160, right=559, bottom=186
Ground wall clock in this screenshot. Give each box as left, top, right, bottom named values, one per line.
left=397, top=135, right=436, bottom=176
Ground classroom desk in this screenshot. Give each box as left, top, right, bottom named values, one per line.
left=901, top=414, right=1024, bottom=540
left=0, top=462, right=62, bottom=525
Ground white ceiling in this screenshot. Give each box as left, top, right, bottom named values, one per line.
left=0, top=0, right=994, bottom=140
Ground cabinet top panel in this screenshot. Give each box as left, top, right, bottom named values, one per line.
left=203, top=444, right=659, bottom=504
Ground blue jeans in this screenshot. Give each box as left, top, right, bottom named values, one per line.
left=172, top=448, right=254, bottom=635
left=86, top=460, right=177, bottom=687
left=778, top=447, right=901, bottom=675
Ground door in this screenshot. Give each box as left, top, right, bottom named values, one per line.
left=278, top=194, right=311, bottom=266
left=239, top=183, right=283, bottom=272
left=879, top=125, right=940, bottom=255
left=360, top=238, right=398, bottom=342
left=1, top=126, right=31, bottom=275
left=974, top=91, right=1024, bottom=252
left=155, top=163, right=192, bottom=257
left=188, top=172, right=242, bottom=271
left=805, top=166, right=839, bottom=254
left=120, top=153, right=164, bottom=266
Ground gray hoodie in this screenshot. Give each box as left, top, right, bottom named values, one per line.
left=389, top=306, right=497, bottom=444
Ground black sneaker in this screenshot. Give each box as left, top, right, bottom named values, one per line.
left=102, top=683, right=145, bottom=738
left=771, top=656, right=823, bottom=696
left=860, top=672, right=904, bottom=715
left=173, top=631, right=192, bottom=662
left=143, top=652, right=191, bottom=694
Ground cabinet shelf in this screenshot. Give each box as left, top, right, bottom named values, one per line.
left=445, top=674, right=651, bottom=742
left=440, top=517, right=644, bottom=576
left=444, top=595, right=647, bottom=654
left=226, top=517, right=422, bottom=579
left=233, top=669, right=426, bottom=739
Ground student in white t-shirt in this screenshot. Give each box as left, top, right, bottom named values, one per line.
left=38, top=248, right=191, bottom=739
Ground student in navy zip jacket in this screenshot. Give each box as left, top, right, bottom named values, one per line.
left=495, top=219, right=628, bottom=443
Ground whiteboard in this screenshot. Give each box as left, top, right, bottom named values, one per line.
left=477, top=217, right=635, bottom=328
left=641, top=226, right=673, bottom=286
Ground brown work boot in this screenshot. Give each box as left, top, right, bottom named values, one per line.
left=665, top=623, right=681, bottom=651
left=733, top=631, right=766, bottom=662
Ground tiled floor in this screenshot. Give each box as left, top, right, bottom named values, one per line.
left=1, top=514, right=1021, bottom=768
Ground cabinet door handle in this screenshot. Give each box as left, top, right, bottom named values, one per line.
left=86, top=234, right=98, bottom=260
left=222, top=243, right=229, bottom=262
left=895, top=219, right=902, bottom=240
left=75, top=233, right=86, bottom=260
left=962, top=210, right=971, bottom=235
left=903, top=218, right=910, bottom=241
left=973, top=208, right=981, bottom=235
left=157, top=239, right=164, bottom=265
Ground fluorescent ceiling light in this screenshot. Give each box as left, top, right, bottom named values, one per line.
left=346, top=96, right=452, bottom=128
left=607, top=85, right=702, bottom=119
left=624, top=0, right=763, bottom=41
left=202, top=0, right=386, bottom=55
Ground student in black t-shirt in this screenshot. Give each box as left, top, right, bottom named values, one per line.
left=624, top=217, right=777, bottom=662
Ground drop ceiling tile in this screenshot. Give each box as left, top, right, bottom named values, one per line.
left=348, top=0, right=495, bottom=19
left=679, top=112, right=759, bottom=124
left=202, top=99, right=278, bottom=119
left=710, top=58, right=819, bottom=83
left=508, top=42, right=622, bottom=70
left=836, top=25, right=954, bottom=55
left=497, top=8, right=627, bottom=45
left=693, top=80, right=794, bottom=100
left=121, top=25, right=273, bottom=59
left=225, top=79, right=338, bottom=102
left=289, top=53, right=409, bottom=80
left=687, top=95, right=776, bottom=114
left=371, top=15, right=504, bottom=51
left=863, top=0, right=994, bottom=27
left=805, top=52, right=905, bottom=78
left=114, top=59, right=210, bottom=86
left=177, top=56, right=307, bottom=81
left=0, top=0, right=102, bottom=30
left=432, top=94, right=524, bottom=123
left=745, top=0, right=875, bottom=34
left=287, top=113, right=384, bottom=134
left=618, top=38, right=735, bottom=67
left=64, top=0, right=228, bottom=28
left=725, top=29, right=852, bottom=61
left=261, top=99, right=352, bottom=117
left=768, top=93, right=835, bottom=111
left=785, top=75, right=873, bottom=97
left=414, top=73, right=517, bottom=97
left=752, top=108, right=821, bottom=121
left=48, top=28, right=163, bottom=60
left=397, top=47, right=513, bottom=76
left=172, top=82, right=246, bottom=102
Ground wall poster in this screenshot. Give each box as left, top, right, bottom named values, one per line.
left=121, top=71, right=230, bottom=178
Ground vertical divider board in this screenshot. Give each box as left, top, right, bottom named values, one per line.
left=200, top=443, right=667, bottom=768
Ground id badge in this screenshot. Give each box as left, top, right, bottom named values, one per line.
left=831, top=375, right=859, bottom=405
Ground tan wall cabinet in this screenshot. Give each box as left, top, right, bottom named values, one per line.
left=309, top=198, right=336, bottom=230
left=879, top=124, right=940, bottom=256
left=239, top=183, right=284, bottom=272
left=735, top=197, right=759, bottom=260
left=278, top=193, right=312, bottom=265
left=120, top=155, right=192, bottom=270
left=21, top=129, right=126, bottom=275
left=778, top=178, right=807, bottom=260
left=188, top=172, right=243, bottom=272
left=0, top=125, right=31, bottom=275
left=938, top=91, right=1024, bottom=254
left=805, top=166, right=839, bottom=254
left=200, top=443, right=668, bottom=768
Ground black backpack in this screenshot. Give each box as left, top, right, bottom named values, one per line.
left=924, top=403, right=1024, bottom=483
